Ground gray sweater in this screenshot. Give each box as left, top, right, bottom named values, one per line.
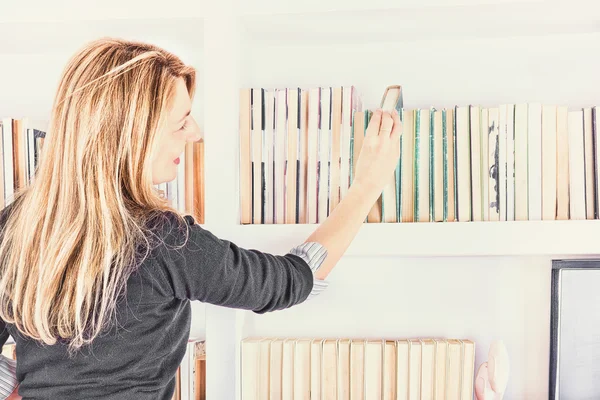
left=0, top=211, right=328, bottom=399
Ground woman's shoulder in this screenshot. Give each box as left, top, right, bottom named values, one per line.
left=143, top=209, right=200, bottom=253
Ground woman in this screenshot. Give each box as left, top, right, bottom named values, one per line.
left=0, top=38, right=401, bottom=399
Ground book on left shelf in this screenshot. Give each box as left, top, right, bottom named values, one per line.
left=0, top=118, right=204, bottom=224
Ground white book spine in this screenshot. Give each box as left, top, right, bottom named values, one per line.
left=28, top=128, right=35, bottom=183
left=265, top=89, right=275, bottom=224
left=340, top=86, right=352, bottom=201
left=542, top=105, right=557, bottom=220
left=488, top=108, right=500, bottom=221
left=275, top=88, right=287, bottom=224
left=317, top=87, right=331, bottom=223
left=528, top=103, right=543, bottom=221
left=506, top=104, right=515, bottom=221
left=2, top=118, right=14, bottom=205
left=417, top=109, right=430, bottom=222
left=514, top=103, right=529, bottom=221
left=481, top=109, right=489, bottom=222
left=469, top=106, right=482, bottom=222
left=568, top=110, right=586, bottom=220
left=498, top=105, right=507, bottom=221
left=307, top=88, right=320, bottom=224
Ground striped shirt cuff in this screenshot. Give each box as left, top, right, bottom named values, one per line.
left=289, top=242, right=329, bottom=300
left=0, top=355, right=17, bottom=398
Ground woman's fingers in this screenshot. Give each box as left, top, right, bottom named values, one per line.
left=365, top=109, right=382, bottom=137
left=379, top=111, right=394, bottom=137
left=390, top=109, right=402, bottom=141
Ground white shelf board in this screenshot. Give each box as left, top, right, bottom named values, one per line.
left=237, top=0, right=543, bottom=15
left=0, top=0, right=208, bottom=23
left=0, top=18, right=203, bottom=55
left=223, top=220, right=600, bottom=257
left=240, top=1, right=600, bottom=44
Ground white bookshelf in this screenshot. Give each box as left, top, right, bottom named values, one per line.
left=215, top=1, right=600, bottom=399
left=3, top=0, right=600, bottom=399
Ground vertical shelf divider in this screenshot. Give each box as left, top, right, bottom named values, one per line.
left=203, top=4, right=243, bottom=399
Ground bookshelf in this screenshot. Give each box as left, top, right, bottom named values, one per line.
left=3, top=0, right=600, bottom=399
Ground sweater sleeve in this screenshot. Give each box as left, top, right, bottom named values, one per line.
left=153, top=213, right=328, bottom=314
left=0, top=320, right=17, bottom=398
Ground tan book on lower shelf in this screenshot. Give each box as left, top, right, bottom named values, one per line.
left=241, top=338, right=261, bottom=400
left=460, top=340, right=475, bottom=400
left=421, top=339, right=436, bottom=400
left=433, top=339, right=448, bottom=400
left=310, top=338, right=323, bottom=400
left=269, top=339, right=284, bottom=398
left=445, top=339, right=462, bottom=400
left=337, top=339, right=351, bottom=400
left=350, top=339, right=365, bottom=400
left=396, top=340, right=409, bottom=400
left=408, top=339, right=422, bottom=400
left=282, top=339, right=295, bottom=399
left=383, top=340, right=397, bottom=400
left=322, top=339, right=337, bottom=399
left=364, top=339, right=383, bottom=399
left=293, top=339, right=311, bottom=400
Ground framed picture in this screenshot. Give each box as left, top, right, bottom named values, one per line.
left=550, top=259, right=600, bottom=400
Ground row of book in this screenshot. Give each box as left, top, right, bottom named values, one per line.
left=0, top=117, right=204, bottom=224
left=238, top=86, right=600, bottom=223
left=241, top=337, right=475, bottom=400
left=0, top=118, right=46, bottom=207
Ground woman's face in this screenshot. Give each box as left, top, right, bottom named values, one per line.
left=152, top=78, right=201, bottom=185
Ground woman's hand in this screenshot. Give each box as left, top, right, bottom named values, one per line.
left=352, top=109, right=402, bottom=196
left=305, top=109, right=402, bottom=280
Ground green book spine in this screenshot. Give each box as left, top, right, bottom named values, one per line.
left=442, top=109, right=448, bottom=222
left=396, top=107, right=403, bottom=223
left=429, top=107, right=435, bottom=222
left=414, top=109, right=421, bottom=219
left=453, top=106, right=459, bottom=219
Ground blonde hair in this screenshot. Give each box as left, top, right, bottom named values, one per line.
left=0, top=38, right=196, bottom=354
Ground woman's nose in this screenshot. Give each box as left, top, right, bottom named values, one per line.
left=186, top=116, right=203, bottom=142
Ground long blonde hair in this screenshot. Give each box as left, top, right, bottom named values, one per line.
left=0, top=38, right=196, bottom=354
